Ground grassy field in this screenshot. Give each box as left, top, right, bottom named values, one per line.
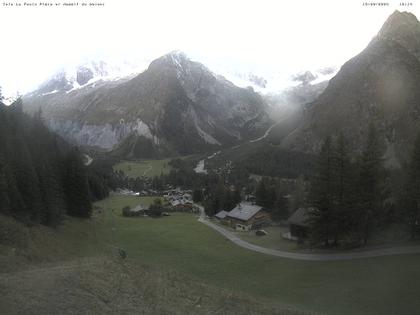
left=1, top=213, right=301, bottom=315
left=0, top=214, right=105, bottom=273
left=94, top=194, right=163, bottom=210
left=113, top=159, right=172, bottom=178
left=232, top=225, right=300, bottom=251
left=91, top=194, right=420, bottom=315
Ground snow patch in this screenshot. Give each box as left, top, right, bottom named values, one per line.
left=194, top=151, right=221, bottom=174
left=194, top=160, right=207, bottom=174
left=41, top=89, right=59, bottom=96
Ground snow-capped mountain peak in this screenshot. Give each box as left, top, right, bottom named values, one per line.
left=33, top=59, right=147, bottom=96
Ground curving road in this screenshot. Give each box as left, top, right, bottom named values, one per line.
left=196, top=205, right=420, bottom=261
left=249, top=120, right=281, bottom=143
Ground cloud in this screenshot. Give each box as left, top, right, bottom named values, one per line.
left=0, top=0, right=418, bottom=96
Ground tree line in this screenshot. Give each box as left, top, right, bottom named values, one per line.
left=0, top=98, right=96, bottom=226
left=307, top=124, right=420, bottom=247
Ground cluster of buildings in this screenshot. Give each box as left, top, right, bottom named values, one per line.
left=163, top=188, right=194, bottom=209
left=119, top=186, right=312, bottom=241
left=215, top=202, right=313, bottom=242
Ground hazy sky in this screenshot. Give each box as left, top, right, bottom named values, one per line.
left=0, top=0, right=419, bottom=96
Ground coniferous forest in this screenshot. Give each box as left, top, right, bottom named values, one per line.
left=0, top=97, right=98, bottom=226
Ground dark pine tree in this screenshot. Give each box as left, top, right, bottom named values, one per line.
left=308, top=136, right=335, bottom=246
left=193, top=189, right=203, bottom=203
left=272, top=193, right=289, bottom=221
left=256, top=179, right=269, bottom=208
left=403, top=131, right=420, bottom=239
left=63, top=149, right=92, bottom=218
left=0, top=159, right=11, bottom=215
left=331, top=133, right=355, bottom=244
left=357, top=124, right=385, bottom=245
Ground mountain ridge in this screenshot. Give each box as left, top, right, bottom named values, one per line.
left=281, top=10, right=420, bottom=167
left=23, top=51, right=271, bottom=158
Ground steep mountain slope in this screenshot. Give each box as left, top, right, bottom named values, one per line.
left=265, top=78, right=329, bottom=145
left=24, top=52, right=271, bottom=158
left=282, top=11, right=420, bottom=167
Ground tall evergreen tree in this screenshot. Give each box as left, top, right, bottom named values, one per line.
left=0, top=159, right=11, bottom=214
left=232, top=189, right=242, bottom=205
left=63, top=149, right=92, bottom=218
left=330, top=133, right=355, bottom=244
left=289, top=174, right=306, bottom=212
left=403, top=132, right=420, bottom=239
left=192, top=189, right=203, bottom=203
left=256, top=179, right=268, bottom=207
left=272, top=193, right=289, bottom=221
left=308, top=136, right=335, bottom=246
left=357, top=124, right=385, bottom=245
left=11, top=136, right=43, bottom=222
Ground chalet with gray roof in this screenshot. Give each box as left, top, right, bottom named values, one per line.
left=222, top=202, right=271, bottom=231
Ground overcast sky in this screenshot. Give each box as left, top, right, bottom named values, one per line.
left=0, top=0, right=419, bottom=96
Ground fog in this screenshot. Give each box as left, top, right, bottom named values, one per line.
left=0, top=0, right=418, bottom=96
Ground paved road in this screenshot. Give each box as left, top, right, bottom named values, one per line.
left=196, top=206, right=420, bottom=261
left=249, top=120, right=281, bottom=143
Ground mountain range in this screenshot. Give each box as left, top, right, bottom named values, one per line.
left=22, top=10, right=420, bottom=168
left=23, top=52, right=271, bottom=158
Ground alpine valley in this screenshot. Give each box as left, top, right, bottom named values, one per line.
left=22, top=11, right=420, bottom=169
left=3, top=8, right=420, bottom=315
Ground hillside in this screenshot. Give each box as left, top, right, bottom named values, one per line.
left=23, top=52, right=271, bottom=158
left=282, top=11, right=420, bottom=167
left=0, top=100, right=93, bottom=225
left=0, top=214, right=301, bottom=315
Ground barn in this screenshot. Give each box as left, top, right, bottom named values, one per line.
left=287, top=207, right=313, bottom=240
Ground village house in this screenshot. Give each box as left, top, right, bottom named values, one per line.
left=287, top=207, right=313, bottom=240
left=216, top=203, right=271, bottom=231
left=215, top=210, right=228, bottom=220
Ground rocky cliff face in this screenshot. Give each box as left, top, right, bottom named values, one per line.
left=282, top=11, right=420, bottom=167
left=23, top=52, right=271, bottom=158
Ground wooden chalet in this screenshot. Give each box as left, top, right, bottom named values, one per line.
left=219, top=203, right=271, bottom=231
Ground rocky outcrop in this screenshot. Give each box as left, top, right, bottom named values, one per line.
left=47, top=118, right=155, bottom=149
left=76, top=67, right=94, bottom=86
